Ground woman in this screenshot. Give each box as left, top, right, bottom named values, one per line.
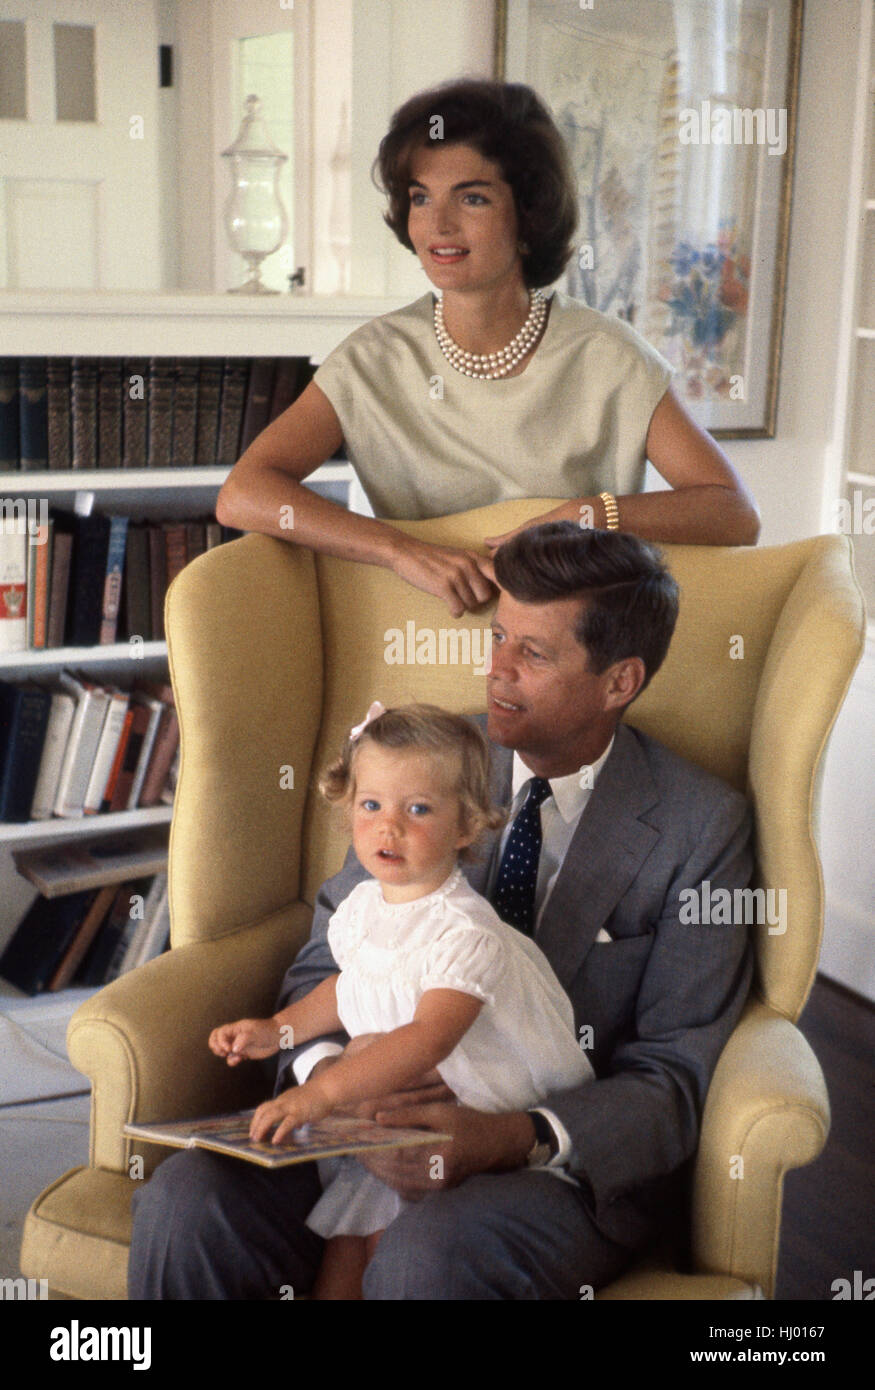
left=216, top=79, right=760, bottom=616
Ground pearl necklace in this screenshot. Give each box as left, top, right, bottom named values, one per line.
left=433, top=289, right=548, bottom=379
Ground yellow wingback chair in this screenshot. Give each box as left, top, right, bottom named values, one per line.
left=20, top=500, right=865, bottom=1300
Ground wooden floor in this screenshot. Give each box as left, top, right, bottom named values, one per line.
left=774, top=975, right=875, bottom=1299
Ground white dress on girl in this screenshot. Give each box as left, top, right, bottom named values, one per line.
left=305, top=865, right=593, bottom=1239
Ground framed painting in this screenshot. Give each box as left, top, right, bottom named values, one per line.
left=495, top=0, right=804, bottom=437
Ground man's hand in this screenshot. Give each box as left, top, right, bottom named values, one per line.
left=309, top=1035, right=454, bottom=1119
left=209, top=1017, right=281, bottom=1065
left=355, top=1103, right=536, bottom=1200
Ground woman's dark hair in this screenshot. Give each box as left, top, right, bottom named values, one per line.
left=375, top=79, right=579, bottom=289
left=493, top=523, right=679, bottom=691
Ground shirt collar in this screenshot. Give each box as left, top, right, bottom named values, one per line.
left=511, top=733, right=616, bottom=824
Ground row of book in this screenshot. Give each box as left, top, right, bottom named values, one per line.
left=0, top=355, right=317, bottom=471
left=0, top=675, right=179, bottom=823
left=0, top=507, right=242, bottom=652
left=0, top=872, right=170, bottom=995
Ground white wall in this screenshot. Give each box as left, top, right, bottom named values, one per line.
left=722, top=0, right=866, bottom=547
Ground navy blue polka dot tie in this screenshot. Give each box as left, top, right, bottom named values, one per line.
left=492, top=777, right=552, bottom=935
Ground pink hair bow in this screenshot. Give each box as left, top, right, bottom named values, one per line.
left=349, top=700, right=386, bottom=742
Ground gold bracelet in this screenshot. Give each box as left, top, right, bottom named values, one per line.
left=599, top=491, right=620, bottom=531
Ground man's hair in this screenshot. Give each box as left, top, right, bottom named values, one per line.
left=493, top=523, right=679, bottom=691
left=374, top=79, right=578, bottom=289
left=319, top=702, right=505, bottom=860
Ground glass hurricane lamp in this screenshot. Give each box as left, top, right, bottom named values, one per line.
left=221, top=95, right=289, bottom=294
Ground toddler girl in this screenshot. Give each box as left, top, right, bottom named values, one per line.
left=209, top=701, right=593, bottom=1297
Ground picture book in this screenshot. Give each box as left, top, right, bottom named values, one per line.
left=123, top=1110, right=452, bottom=1169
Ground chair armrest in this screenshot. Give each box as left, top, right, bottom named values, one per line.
left=67, top=901, right=312, bottom=1174
left=691, top=997, right=830, bottom=1297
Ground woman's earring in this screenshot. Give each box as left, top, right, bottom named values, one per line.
left=518, top=240, right=530, bottom=255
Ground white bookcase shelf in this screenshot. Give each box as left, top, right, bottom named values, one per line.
left=0, top=806, right=173, bottom=845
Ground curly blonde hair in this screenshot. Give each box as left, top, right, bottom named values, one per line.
left=319, top=703, right=505, bottom=860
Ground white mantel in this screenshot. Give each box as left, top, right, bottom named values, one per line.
left=0, top=291, right=409, bottom=360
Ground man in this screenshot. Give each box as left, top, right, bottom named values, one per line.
left=130, top=523, right=753, bottom=1299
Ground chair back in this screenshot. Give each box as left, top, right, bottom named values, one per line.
left=165, top=500, right=865, bottom=1023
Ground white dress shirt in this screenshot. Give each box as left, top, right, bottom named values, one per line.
left=485, top=737, right=615, bottom=1171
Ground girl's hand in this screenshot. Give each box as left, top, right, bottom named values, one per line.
left=390, top=536, right=496, bottom=617
left=249, top=1081, right=333, bottom=1145
left=208, top=1017, right=281, bottom=1065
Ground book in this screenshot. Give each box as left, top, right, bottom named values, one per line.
left=162, top=522, right=187, bottom=593
left=70, top=357, right=98, bottom=470
left=107, top=697, right=150, bottom=811
left=115, top=872, right=168, bottom=976
left=136, top=685, right=178, bottom=808
left=170, top=358, right=199, bottom=468
left=0, top=888, right=99, bottom=994
left=122, top=1111, right=452, bottom=1169
left=53, top=672, right=110, bottom=817
left=0, top=515, right=28, bottom=651
left=125, top=691, right=164, bottom=809
left=99, top=514, right=129, bottom=644
left=0, top=356, right=20, bottom=469
left=147, top=524, right=166, bottom=640
left=147, top=358, right=175, bottom=467
left=13, top=824, right=169, bottom=897
left=65, top=510, right=112, bottom=647
left=122, top=358, right=149, bottom=468
left=30, top=690, right=76, bottom=819
left=159, top=744, right=179, bottom=806
left=135, top=891, right=170, bottom=968
left=100, top=703, right=134, bottom=810
left=0, top=681, right=52, bottom=821
left=97, top=357, right=123, bottom=469
left=19, top=356, right=48, bottom=470
left=82, top=687, right=129, bottom=813
left=215, top=358, right=250, bottom=466
left=46, top=882, right=118, bottom=991
left=46, top=357, right=72, bottom=470
left=239, top=357, right=276, bottom=453
left=194, top=357, right=223, bottom=466
left=75, top=877, right=154, bottom=986
left=184, top=520, right=206, bottom=566
left=27, top=515, right=52, bottom=648
left=46, top=519, right=74, bottom=648
left=120, top=520, right=151, bottom=643
left=268, top=357, right=304, bottom=422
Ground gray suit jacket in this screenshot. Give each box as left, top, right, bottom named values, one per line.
left=274, top=719, right=754, bottom=1248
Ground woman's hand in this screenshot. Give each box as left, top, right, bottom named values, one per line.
left=250, top=1080, right=334, bottom=1144
left=389, top=536, right=496, bottom=617
left=208, top=1017, right=281, bottom=1066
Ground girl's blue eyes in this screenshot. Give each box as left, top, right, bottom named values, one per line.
left=358, top=801, right=431, bottom=815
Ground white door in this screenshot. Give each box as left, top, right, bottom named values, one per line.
left=0, top=0, right=164, bottom=290
left=208, top=0, right=312, bottom=293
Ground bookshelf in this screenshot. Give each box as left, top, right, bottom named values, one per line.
left=0, top=289, right=404, bottom=1101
